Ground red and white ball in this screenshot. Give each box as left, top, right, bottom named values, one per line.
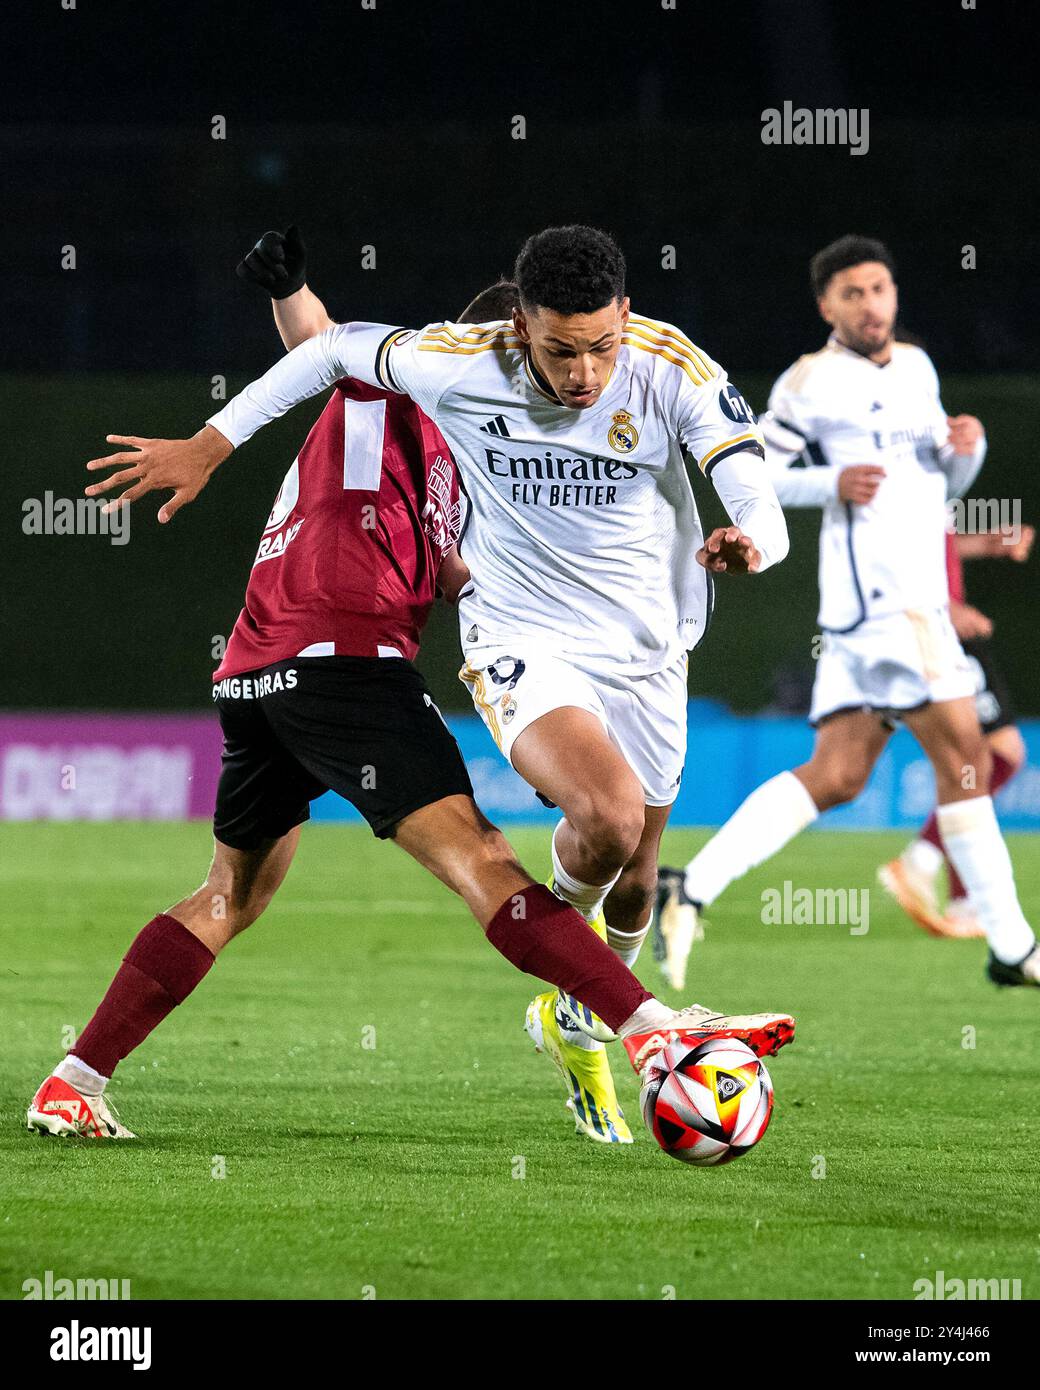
left=639, top=1036, right=774, bottom=1165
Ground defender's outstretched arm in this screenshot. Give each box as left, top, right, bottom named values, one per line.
left=85, top=320, right=390, bottom=520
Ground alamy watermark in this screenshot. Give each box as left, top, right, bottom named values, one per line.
left=22, top=492, right=129, bottom=546
left=946, top=496, right=1021, bottom=545
left=761, top=881, right=869, bottom=935
left=761, top=102, right=869, bottom=156
left=49, top=1321, right=151, bottom=1370
left=913, top=1269, right=1021, bottom=1301
left=23, top=1270, right=130, bottom=1300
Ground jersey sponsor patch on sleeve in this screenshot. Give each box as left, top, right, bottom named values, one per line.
left=718, top=383, right=758, bottom=426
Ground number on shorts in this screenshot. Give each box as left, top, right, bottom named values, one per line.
left=486, top=656, right=526, bottom=691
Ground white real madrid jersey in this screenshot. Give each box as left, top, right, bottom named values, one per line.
left=209, top=313, right=788, bottom=676
left=761, top=337, right=986, bottom=633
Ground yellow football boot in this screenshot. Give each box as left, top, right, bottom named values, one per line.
left=524, top=990, right=633, bottom=1145
left=530, top=874, right=631, bottom=1142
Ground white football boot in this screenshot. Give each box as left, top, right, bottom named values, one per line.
left=652, top=866, right=704, bottom=991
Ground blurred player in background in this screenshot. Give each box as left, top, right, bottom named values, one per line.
left=881, top=521, right=1034, bottom=937
left=75, top=224, right=794, bottom=1145
left=656, top=235, right=1039, bottom=992
left=35, top=230, right=794, bottom=1143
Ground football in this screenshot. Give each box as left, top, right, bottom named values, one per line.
left=639, top=1037, right=774, bottom=1165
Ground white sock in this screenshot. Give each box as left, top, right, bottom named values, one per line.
left=618, top=998, right=673, bottom=1039
left=551, top=820, right=621, bottom=922
left=935, top=797, right=1034, bottom=963
left=55, top=1055, right=108, bottom=1097
left=684, top=771, right=819, bottom=907
left=606, top=921, right=650, bottom=967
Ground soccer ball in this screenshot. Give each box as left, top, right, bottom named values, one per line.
left=639, top=1037, right=773, bottom=1165
left=556, top=990, right=617, bottom=1043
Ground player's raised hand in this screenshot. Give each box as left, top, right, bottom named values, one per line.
left=1007, top=522, right=1034, bottom=563
left=946, top=414, right=984, bottom=455
left=86, top=425, right=234, bottom=523
left=950, top=600, right=993, bottom=642
left=696, top=526, right=761, bottom=574
left=838, top=464, right=886, bottom=505
left=236, top=225, right=307, bottom=300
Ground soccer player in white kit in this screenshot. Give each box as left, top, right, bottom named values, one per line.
left=657, top=236, right=1039, bottom=993
left=84, top=225, right=793, bottom=1144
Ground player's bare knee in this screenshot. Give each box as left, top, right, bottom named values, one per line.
left=574, top=793, right=645, bottom=867
left=837, top=765, right=871, bottom=805
left=813, top=760, right=871, bottom=810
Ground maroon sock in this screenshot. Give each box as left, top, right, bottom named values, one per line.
left=943, top=751, right=1018, bottom=900
left=919, top=809, right=944, bottom=852
left=485, top=885, right=652, bottom=1032
left=71, top=915, right=215, bottom=1078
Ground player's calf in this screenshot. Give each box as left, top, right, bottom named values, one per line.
left=393, top=795, right=533, bottom=926
left=176, top=830, right=301, bottom=954
left=600, top=862, right=657, bottom=968
left=931, top=734, right=991, bottom=805
left=910, top=695, right=992, bottom=803
left=604, top=860, right=657, bottom=931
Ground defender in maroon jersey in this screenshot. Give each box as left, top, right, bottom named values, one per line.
left=207, top=368, right=472, bottom=850
left=29, top=236, right=788, bottom=1142
left=208, top=370, right=471, bottom=850
left=217, top=375, right=459, bottom=679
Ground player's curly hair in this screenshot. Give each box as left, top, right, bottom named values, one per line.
left=810, top=234, right=896, bottom=299
left=514, top=225, right=626, bottom=315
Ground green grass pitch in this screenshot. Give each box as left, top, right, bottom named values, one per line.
left=2, top=821, right=1038, bottom=1301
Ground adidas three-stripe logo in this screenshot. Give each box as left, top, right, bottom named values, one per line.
left=479, top=415, right=511, bottom=438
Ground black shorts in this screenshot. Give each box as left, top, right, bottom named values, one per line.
left=212, top=657, right=473, bottom=849
left=961, top=637, right=1016, bottom=735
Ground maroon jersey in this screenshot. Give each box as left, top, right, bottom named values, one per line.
left=945, top=530, right=965, bottom=605
left=216, top=379, right=459, bottom=681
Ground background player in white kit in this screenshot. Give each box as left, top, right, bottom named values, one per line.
left=657, top=235, right=1039, bottom=992
left=83, top=225, right=793, bottom=1144
left=880, top=521, right=1035, bottom=939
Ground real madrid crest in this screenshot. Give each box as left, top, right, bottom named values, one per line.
left=607, top=409, right=639, bottom=455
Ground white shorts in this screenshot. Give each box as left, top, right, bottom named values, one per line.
left=459, top=643, right=689, bottom=806
left=810, top=607, right=977, bottom=726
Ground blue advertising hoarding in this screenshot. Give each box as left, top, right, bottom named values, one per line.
left=312, top=701, right=1040, bottom=832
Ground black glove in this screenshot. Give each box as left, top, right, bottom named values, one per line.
left=236, top=225, right=307, bottom=300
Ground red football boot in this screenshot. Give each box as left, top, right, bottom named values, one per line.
left=26, top=1075, right=136, bottom=1139
left=623, top=1004, right=796, bottom=1075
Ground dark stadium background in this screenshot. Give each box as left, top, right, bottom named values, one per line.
left=5, top=0, right=1038, bottom=716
